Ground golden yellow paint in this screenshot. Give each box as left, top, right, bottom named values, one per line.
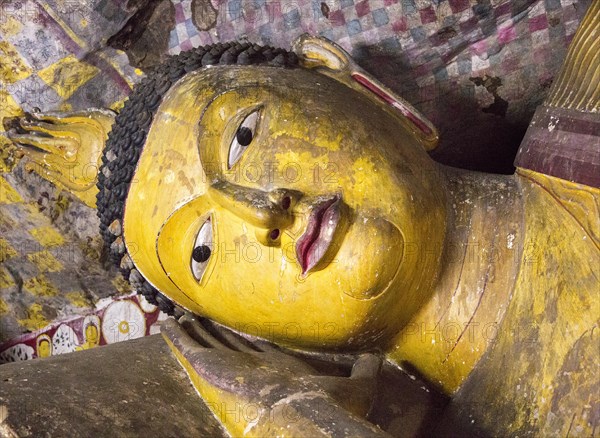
left=389, top=169, right=523, bottom=392
left=65, top=291, right=92, bottom=308
left=0, top=41, right=32, bottom=83
left=125, top=65, right=445, bottom=349
left=163, top=336, right=248, bottom=436
left=0, top=238, right=18, bottom=263
left=517, top=168, right=600, bottom=247
left=23, top=275, right=59, bottom=297
left=448, top=173, right=600, bottom=436
left=142, top=36, right=598, bottom=435
left=6, top=109, right=113, bottom=208
left=79, top=324, right=100, bottom=350
left=29, top=226, right=66, bottom=247
left=111, top=276, right=132, bottom=295
left=27, top=250, right=64, bottom=273
left=545, top=0, right=599, bottom=112
left=0, top=136, right=19, bottom=173
left=0, top=176, right=23, bottom=204
left=110, top=99, right=126, bottom=112
left=164, top=336, right=264, bottom=437
left=0, top=90, right=23, bottom=127
left=0, top=266, right=15, bottom=289
left=36, top=338, right=52, bottom=358
left=0, top=14, right=24, bottom=38
left=0, top=298, right=8, bottom=315
left=164, top=331, right=344, bottom=437
left=18, top=303, right=49, bottom=332
left=38, top=55, right=99, bottom=99
left=2, top=32, right=597, bottom=435
left=118, top=321, right=130, bottom=334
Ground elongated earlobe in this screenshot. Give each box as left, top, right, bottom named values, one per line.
left=292, top=34, right=439, bottom=151
left=292, top=34, right=349, bottom=70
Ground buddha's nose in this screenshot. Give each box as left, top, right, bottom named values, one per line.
left=208, top=180, right=295, bottom=233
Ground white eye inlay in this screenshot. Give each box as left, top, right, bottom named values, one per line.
left=228, top=110, right=259, bottom=169
left=191, top=217, right=213, bottom=281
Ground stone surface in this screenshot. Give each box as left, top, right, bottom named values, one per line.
left=0, top=326, right=458, bottom=437
left=108, top=0, right=176, bottom=70
left=0, top=335, right=224, bottom=437
left=0, top=165, right=130, bottom=342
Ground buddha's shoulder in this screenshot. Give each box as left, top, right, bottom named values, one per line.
left=454, top=169, right=599, bottom=436
left=516, top=168, right=599, bottom=249
left=511, top=167, right=598, bottom=318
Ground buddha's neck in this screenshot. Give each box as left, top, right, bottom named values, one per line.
left=387, top=165, right=524, bottom=394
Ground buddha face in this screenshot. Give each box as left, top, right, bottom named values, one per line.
left=124, top=65, right=447, bottom=351
left=85, top=323, right=99, bottom=346
left=37, top=338, right=51, bottom=358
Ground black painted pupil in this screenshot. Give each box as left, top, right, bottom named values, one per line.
left=192, top=245, right=211, bottom=263
left=236, top=126, right=253, bottom=147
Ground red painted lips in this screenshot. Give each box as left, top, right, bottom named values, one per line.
left=295, top=195, right=342, bottom=275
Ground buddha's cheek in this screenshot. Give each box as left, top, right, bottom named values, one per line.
left=337, top=217, right=403, bottom=300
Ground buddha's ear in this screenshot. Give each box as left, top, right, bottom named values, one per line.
left=292, top=34, right=350, bottom=71
left=292, top=34, right=439, bottom=151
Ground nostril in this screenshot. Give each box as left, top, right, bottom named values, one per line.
left=281, top=196, right=291, bottom=210
left=269, top=229, right=280, bottom=240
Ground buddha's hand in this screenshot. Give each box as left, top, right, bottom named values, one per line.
left=162, top=316, right=389, bottom=437
left=3, top=109, right=115, bottom=208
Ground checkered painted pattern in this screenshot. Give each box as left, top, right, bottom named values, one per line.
left=0, top=0, right=588, bottom=126
left=0, top=173, right=130, bottom=342
left=168, top=0, right=217, bottom=54
left=0, top=0, right=145, bottom=347
left=164, top=0, right=587, bottom=143
left=0, top=0, right=140, bottom=118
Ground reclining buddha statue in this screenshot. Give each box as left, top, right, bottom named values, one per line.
left=3, top=2, right=598, bottom=436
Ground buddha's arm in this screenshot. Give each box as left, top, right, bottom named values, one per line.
left=162, top=317, right=390, bottom=437
left=3, top=109, right=116, bottom=209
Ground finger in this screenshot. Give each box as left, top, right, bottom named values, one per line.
left=28, top=110, right=92, bottom=123
left=252, top=339, right=282, bottom=354
left=20, top=147, right=74, bottom=174
left=20, top=119, right=75, bottom=138
left=201, top=319, right=262, bottom=353
left=29, top=108, right=114, bottom=125
left=350, top=354, right=382, bottom=381
left=179, top=314, right=229, bottom=350
left=161, top=317, right=209, bottom=352
left=8, top=132, right=77, bottom=158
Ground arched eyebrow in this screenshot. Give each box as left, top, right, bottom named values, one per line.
left=196, top=87, right=264, bottom=179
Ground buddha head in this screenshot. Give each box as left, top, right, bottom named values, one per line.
left=36, top=334, right=52, bottom=358
left=83, top=315, right=101, bottom=347
left=98, top=36, right=447, bottom=351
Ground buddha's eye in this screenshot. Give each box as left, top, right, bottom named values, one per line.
left=191, top=217, right=213, bottom=281
left=228, top=110, right=259, bottom=168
